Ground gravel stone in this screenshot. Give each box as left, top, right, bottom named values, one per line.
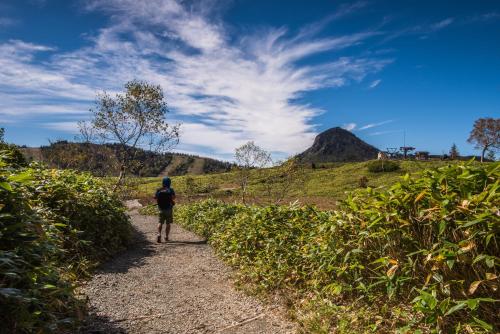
left=80, top=206, right=296, bottom=333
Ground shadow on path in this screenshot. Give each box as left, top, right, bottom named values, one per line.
left=164, top=240, right=207, bottom=245
left=79, top=311, right=128, bottom=334
left=95, top=223, right=155, bottom=274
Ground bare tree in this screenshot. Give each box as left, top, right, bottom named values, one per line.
left=81, top=80, right=180, bottom=191
left=467, top=118, right=499, bottom=162
left=234, top=141, right=271, bottom=203
left=76, top=120, right=99, bottom=144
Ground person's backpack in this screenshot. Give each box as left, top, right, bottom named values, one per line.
left=157, top=188, right=174, bottom=209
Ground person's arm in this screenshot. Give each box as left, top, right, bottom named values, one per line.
left=154, top=189, right=158, bottom=199
left=171, top=189, right=176, bottom=204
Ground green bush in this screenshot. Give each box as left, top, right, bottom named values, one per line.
left=367, top=159, right=400, bottom=173
left=0, top=147, right=131, bottom=333
left=0, top=142, right=27, bottom=167
left=175, top=162, right=499, bottom=333
left=28, top=166, right=131, bottom=266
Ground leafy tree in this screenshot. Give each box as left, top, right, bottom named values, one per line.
left=467, top=118, right=499, bottom=162
left=486, top=149, right=496, bottom=161
left=81, top=80, right=180, bottom=190
left=449, top=143, right=459, bottom=160
left=0, top=128, right=26, bottom=166
left=184, top=176, right=198, bottom=201
left=234, top=141, right=271, bottom=203
left=262, top=157, right=307, bottom=204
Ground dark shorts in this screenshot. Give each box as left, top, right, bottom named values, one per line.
left=159, top=208, right=173, bottom=225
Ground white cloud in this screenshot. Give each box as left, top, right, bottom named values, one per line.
left=369, top=130, right=402, bottom=136
left=430, top=18, right=454, bottom=31
left=358, top=119, right=393, bottom=130
left=0, top=0, right=392, bottom=157
left=368, top=79, right=381, bottom=89
left=342, top=123, right=357, bottom=131
left=42, top=121, right=79, bottom=132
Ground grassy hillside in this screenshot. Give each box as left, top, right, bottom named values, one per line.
left=136, top=160, right=474, bottom=208
left=20, top=141, right=233, bottom=177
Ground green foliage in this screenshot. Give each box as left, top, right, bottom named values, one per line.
left=27, top=165, right=132, bottom=265
left=174, top=163, right=499, bottom=332
left=0, top=142, right=27, bottom=167
left=0, top=146, right=131, bottom=333
left=367, top=160, right=400, bottom=173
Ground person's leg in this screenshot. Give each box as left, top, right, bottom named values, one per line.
left=157, top=211, right=165, bottom=243
left=164, top=224, right=171, bottom=241
left=164, top=209, right=173, bottom=241
left=157, top=223, right=163, bottom=243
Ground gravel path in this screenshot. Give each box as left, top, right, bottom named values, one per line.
left=80, top=203, right=296, bottom=334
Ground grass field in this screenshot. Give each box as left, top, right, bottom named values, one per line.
left=133, top=159, right=476, bottom=209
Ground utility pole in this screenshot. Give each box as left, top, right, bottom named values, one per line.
left=400, top=130, right=415, bottom=159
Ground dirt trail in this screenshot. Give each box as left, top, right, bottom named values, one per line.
left=80, top=202, right=296, bottom=334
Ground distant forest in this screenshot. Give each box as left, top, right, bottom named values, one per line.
left=21, top=141, right=233, bottom=177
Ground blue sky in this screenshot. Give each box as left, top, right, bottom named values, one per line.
left=1, top=0, right=499, bottom=160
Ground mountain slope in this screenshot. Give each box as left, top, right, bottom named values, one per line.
left=298, top=127, right=379, bottom=162
left=21, top=141, right=233, bottom=177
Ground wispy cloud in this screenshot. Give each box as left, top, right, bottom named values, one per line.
left=342, top=123, right=357, bottom=131
left=359, top=119, right=393, bottom=130
left=369, top=129, right=402, bottom=136
left=465, top=12, right=500, bottom=23
left=368, top=79, right=381, bottom=89
left=430, top=18, right=454, bottom=31
left=333, top=1, right=369, bottom=20
left=0, top=0, right=392, bottom=156
left=382, top=17, right=455, bottom=43
left=0, top=17, right=18, bottom=27
left=42, top=121, right=79, bottom=132
left=296, top=1, right=369, bottom=38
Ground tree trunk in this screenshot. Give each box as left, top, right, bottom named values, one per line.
left=241, top=180, right=247, bottom=204
left=113, top=165, right=126, bottom=193
left=114, top=146, right=129, bottom=193
left=481, top=147, right=487, bottom=163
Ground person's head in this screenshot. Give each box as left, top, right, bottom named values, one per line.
left=162, top=177, right=171, bottom=188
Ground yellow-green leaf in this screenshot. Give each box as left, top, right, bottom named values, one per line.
left=469, top=280, right=481, bottom=295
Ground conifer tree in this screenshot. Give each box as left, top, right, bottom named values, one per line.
left=449, top=143, right=459, bottom=160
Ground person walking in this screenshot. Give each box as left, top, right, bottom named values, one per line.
left=154, top=177, right=176, bottom=243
